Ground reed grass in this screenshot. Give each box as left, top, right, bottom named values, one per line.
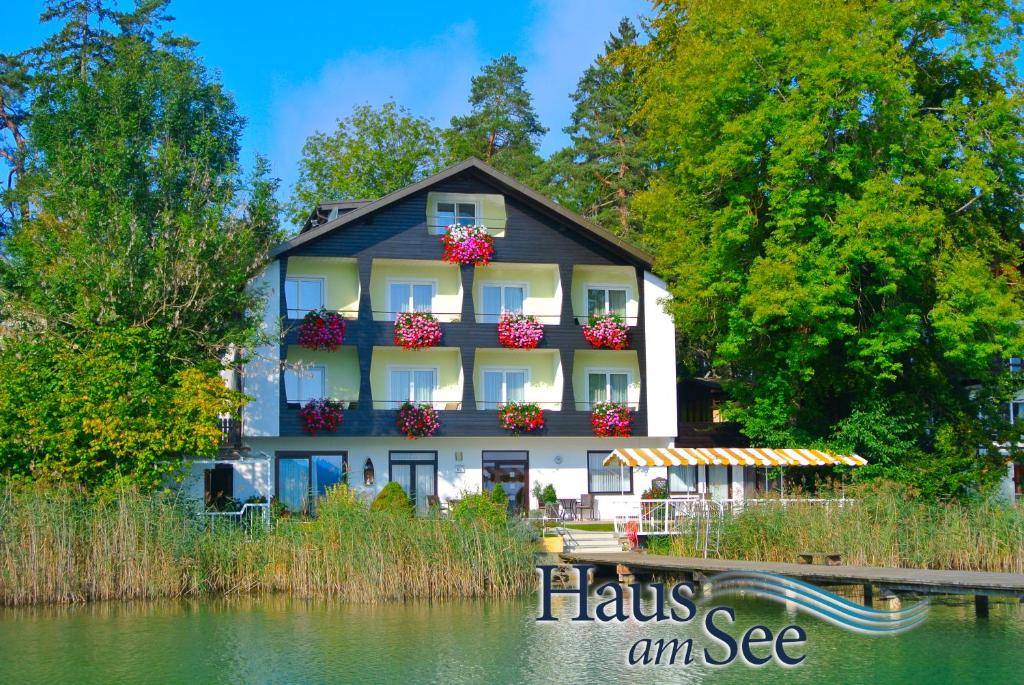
left=0, top=481, right=536, bottom=607
left=669, top=481, right=1024, bottom=572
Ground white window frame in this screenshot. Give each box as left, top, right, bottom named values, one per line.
left=285, top=276, right=325, bottom=318
left=479, top=367, right=530, bottom=409
left=433, top=198, right=481, bottom=234
left=385, top=278, right=437, bottom=320
left=585, top=283, right=631, bottom=318
left=387, top=366, right=439, bottom=408
left=585, top=368, right=632, bottom=408
left=284, top=364, right=326, bottom=404
left=477, top=281, right=529, bottom=322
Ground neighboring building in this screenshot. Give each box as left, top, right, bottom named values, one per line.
left=179, top=158, right=680, bottom=517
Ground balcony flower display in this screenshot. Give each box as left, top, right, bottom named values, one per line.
left=394, top=311, right=442, bottom=349
left=397, top=401, right=440, bottom=439
left=497, top=402, right=545, bottom=433
left=297, top=309, right=347, bottom=351
left=591, top=401, right=634, bottom=438
left=582, top=314, right=629, bottom=350
left=441, top=224, right=495, bottom=266
left=298, top=398, right=344, bottom=435
left=496, top=312, right=544, bottom=349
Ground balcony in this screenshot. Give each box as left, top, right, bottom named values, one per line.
left=570, top=264, right=640, bottom=326
left=471, top=263, right=560, bottom=325
left=368, top=258, right=462, bottom=322
left=472, top=348, right=563, bottom=410
left=368, top=346, right=464, bottom=410
left=571, top=349, right=641, bottom=411
left=285, top=256, right=359, bottom=319
left=283, top=345, right=360, bottom=407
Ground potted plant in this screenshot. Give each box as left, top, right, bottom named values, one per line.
left=497, top=402, right=545, bottom=433
left=582, top=313, right=629, bottom=350
left=590, top=401, right=634, bottom=437
left=393, top=311, right=442, bottom=349
left=297, top=308, right=347, bottom=351
left=397, top=401, right=440, bottom=439
left=497, top=312, right=544, bottom=349
left=298, top=397, right=344, bottom=434
left=441, top=224, right=495, bottom=266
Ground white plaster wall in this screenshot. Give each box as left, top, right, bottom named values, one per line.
left=242, top=260, right=281, bottom=437
left=241, top=435, right=676, bottom=519
left=643, top=271, right=677, bottom=438
left=174, top=459, right=272, bottom=504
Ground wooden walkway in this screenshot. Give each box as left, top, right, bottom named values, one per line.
left=561, top=552, right=1024, bottom=599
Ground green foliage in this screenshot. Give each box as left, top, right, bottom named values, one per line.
left=451, top=490, right=508, bottom=528
left=632, top=0, right=1024, bottom=496
left=0, top=327, right=243, bottom=490
left=490, top=482, right=508, bottom=505
left=546, top=18, right=647, bottom=237
left=370, top=481, right=414, bottom=517
left=286, top=101, right=447, bottom=227
left=541, top=484, right=557, bottom=505
left=447, top=55, right=546, bottom=181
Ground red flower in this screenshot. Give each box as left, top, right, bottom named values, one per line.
left=440, top=225, right=495, bottom=266
left=497, top=402, right=545, bottom=433
left=297, top=309, right=347, bottom=351
left=582, top=314, right=629, bottom=350
left=393, top=312, right=442, bottom=349
left=497, top=313, right=544, bottom=349
left=299, top=398, right=344, bottom=434
left=397, top=402, right=441, bottom=439
left=590, top=401, right=633, bottom=437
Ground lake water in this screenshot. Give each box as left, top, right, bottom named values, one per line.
left=1, top=588, right=1022, bottom=683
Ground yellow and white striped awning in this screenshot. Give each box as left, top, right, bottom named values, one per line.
left=602, top=447, right=867, bottom=468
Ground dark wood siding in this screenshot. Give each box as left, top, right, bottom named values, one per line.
left=277, top=169, right=652, bottom=438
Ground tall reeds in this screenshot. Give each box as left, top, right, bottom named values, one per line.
left=670, top=481, right=1024, bottom=572
left=0, top=482, right=536, bottom=607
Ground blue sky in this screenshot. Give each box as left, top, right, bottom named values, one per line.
left=4, top=0, right=647, bottom=199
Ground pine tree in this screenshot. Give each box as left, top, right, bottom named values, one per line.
left=447, top=55, right=546, bottom=181
left=548, top=18, right=647, bottom=237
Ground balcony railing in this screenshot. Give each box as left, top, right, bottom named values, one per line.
left=218, top=416, right=242, bottom=449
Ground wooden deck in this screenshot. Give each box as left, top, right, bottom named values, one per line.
left=560, top=552, right=1024, bottom=598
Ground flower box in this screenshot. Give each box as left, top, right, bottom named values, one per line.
left=393, top=312, right=442, bottom=349
left=397, top=402, right=440, bottom=439
left=298, top=398, right=344, bottom=435
left=582, top=314, right=629, bottom=350
left=497, top=312, right=544, bottom=349
left=441, top=224, right=495, bottom=266
left=297, top=309, right=347, bottom=351
left=497, top=402, right=545, bottom=433
left=591, top=401, right=633, bottom=437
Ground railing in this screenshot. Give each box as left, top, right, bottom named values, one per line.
left=573, top=401, right=642, bottom=411
left=218, top=416, right=242, bottom=448
left=200, top=502, right=270, bottom=526
left=573, top=314, right=640, bottom=327
left=614, top=499, right=724, bottom=558
left=720, top=498, right=856, bottom=514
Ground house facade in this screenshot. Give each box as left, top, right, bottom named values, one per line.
left=179, top=159, right=682, bottom=517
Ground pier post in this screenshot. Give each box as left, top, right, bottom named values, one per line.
left=974, top=595, right=989, bottom=618
left=862, top=584, right=873, bottom=607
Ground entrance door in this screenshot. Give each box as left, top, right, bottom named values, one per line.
left=389, top=452, right=437, bottom=513
left=482, top=451, right=529, bottom=514
left=276, top=452, right=348, bottom=515
left=204, top=463, right=234, bottom=510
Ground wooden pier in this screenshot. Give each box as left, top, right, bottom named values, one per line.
left=561, top=551, right=1024, bottom=616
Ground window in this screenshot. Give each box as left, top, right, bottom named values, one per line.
left=285, top=277, right=323, bottom=318
left=481, top=369, right=527, bottom=408
left=587, top=370, right=630, bottom=407
left=436, top=201, right=477, bottom=230
left=668, top=465, right=699, bottom=494
left=276, top=452, right=348, bottom=515
left=588, top=450, right=632, bottom=494
left=284, top=365, right=325, bottom=404
left=390, top=451, right=437, bottom=513
left=389, top=368, right=437, bottom=407
left=586, top=286, right=628, bottom=318
left=388, top=281, right=434, bottom=320
left=1010, top=357, right=1023, bottom=373
left=1011, top=401, right=1024, bottom=425
left=480, top=284, right=525, bottom=323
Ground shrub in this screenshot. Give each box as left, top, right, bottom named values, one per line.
left=451, top=490, right=508, bottom=528
left=642, top=480, right=668, bottom=499
left=541, top=484, right=557, bottom=505
left=370, top=481, right=414, bottom=517
left=491, top=482, right=508, bottom=505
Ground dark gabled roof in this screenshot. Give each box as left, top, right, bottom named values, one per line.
left=299, top=199, right=375, bottom=233
left=272, top=157, right=655, bottom=268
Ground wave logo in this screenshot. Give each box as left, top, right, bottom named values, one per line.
left=704, top=571, right=929, bottom=635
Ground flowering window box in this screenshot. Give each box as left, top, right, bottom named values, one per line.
left=397, top=402, right=440, bottom=439
left=497, top=312, right=544, bottom=349
left=394, top=312, right=442, bottom=349
left=582, top=314, right=629, bottom=350
left=591, top=401, right=634, bottom=437
left=441, top=224, right=495, bottom=266
left=297, top=309, right=347, bottom=351
left=299, top=398, right=344, bottom=435
left=497, top=402, right=545, bottom=433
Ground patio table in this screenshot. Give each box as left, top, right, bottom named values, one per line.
left=557, top=498, right=579, bottom=521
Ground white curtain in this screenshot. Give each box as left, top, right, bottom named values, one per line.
left=506, top=371, right=525, bottom=402
left=504, top=287, right=524, bottom=314
left=412, top=284, right=432, bottom=312
left=483, top=371, right=503, bottom=408
left=390, top=370, right=410, bottom=407
left=413, top=370, right=435, bottom=403
left=278, top=458, right=309, bottom=513
left=669, top=465, right=697, bottom=493
left=610, top=374, right=628, bottom=403
left=608, top=289, right=627, bottom=316
left=481, top=286, right=502, bottom=323
left=588, top=452, right=626, bottom=493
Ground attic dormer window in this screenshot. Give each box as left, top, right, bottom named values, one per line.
left=436, top=201, right=477, bottom=230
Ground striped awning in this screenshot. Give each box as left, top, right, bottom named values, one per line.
left=602, top=447, right=867, bottom=468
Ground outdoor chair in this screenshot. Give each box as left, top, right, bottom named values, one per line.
left=578, top=493, right=595, bottom=520
left=425, top=495, right=442, bottom=514
left=544, top=502, right=560, bottom=522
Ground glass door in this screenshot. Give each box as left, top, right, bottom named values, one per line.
left=482, top=451, right=529, bottom=514
left=277, top=456, right=310, bottom=515
left=389, top=452, right=437, bottom=513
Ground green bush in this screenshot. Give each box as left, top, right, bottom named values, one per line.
left=451, top=491, right=508, bottom=528
left=490, top=482, right=508, bottom=505
left=370, top=482, right=414, bottom=517
left=541, top=484, right=557, bottom=505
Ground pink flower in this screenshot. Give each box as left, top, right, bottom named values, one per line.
left=394, top=312, right=442, bottom=349
left=397, top=402, right=440, bottom=439
left=591, top=401, right=633, bottom=437
left=297, top=309, right=347, bottom=351
left=582, top=314, right=629, bottom=350
left=498, top=402, right=545, bottom=433
left=441, top=225, right=495, bottom=266
left=299, top=398, right=344, bottom=434
left=497, top=313, right=544, bottom=349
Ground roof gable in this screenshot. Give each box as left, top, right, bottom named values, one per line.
left=271, top=158, right=654, bottom=268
